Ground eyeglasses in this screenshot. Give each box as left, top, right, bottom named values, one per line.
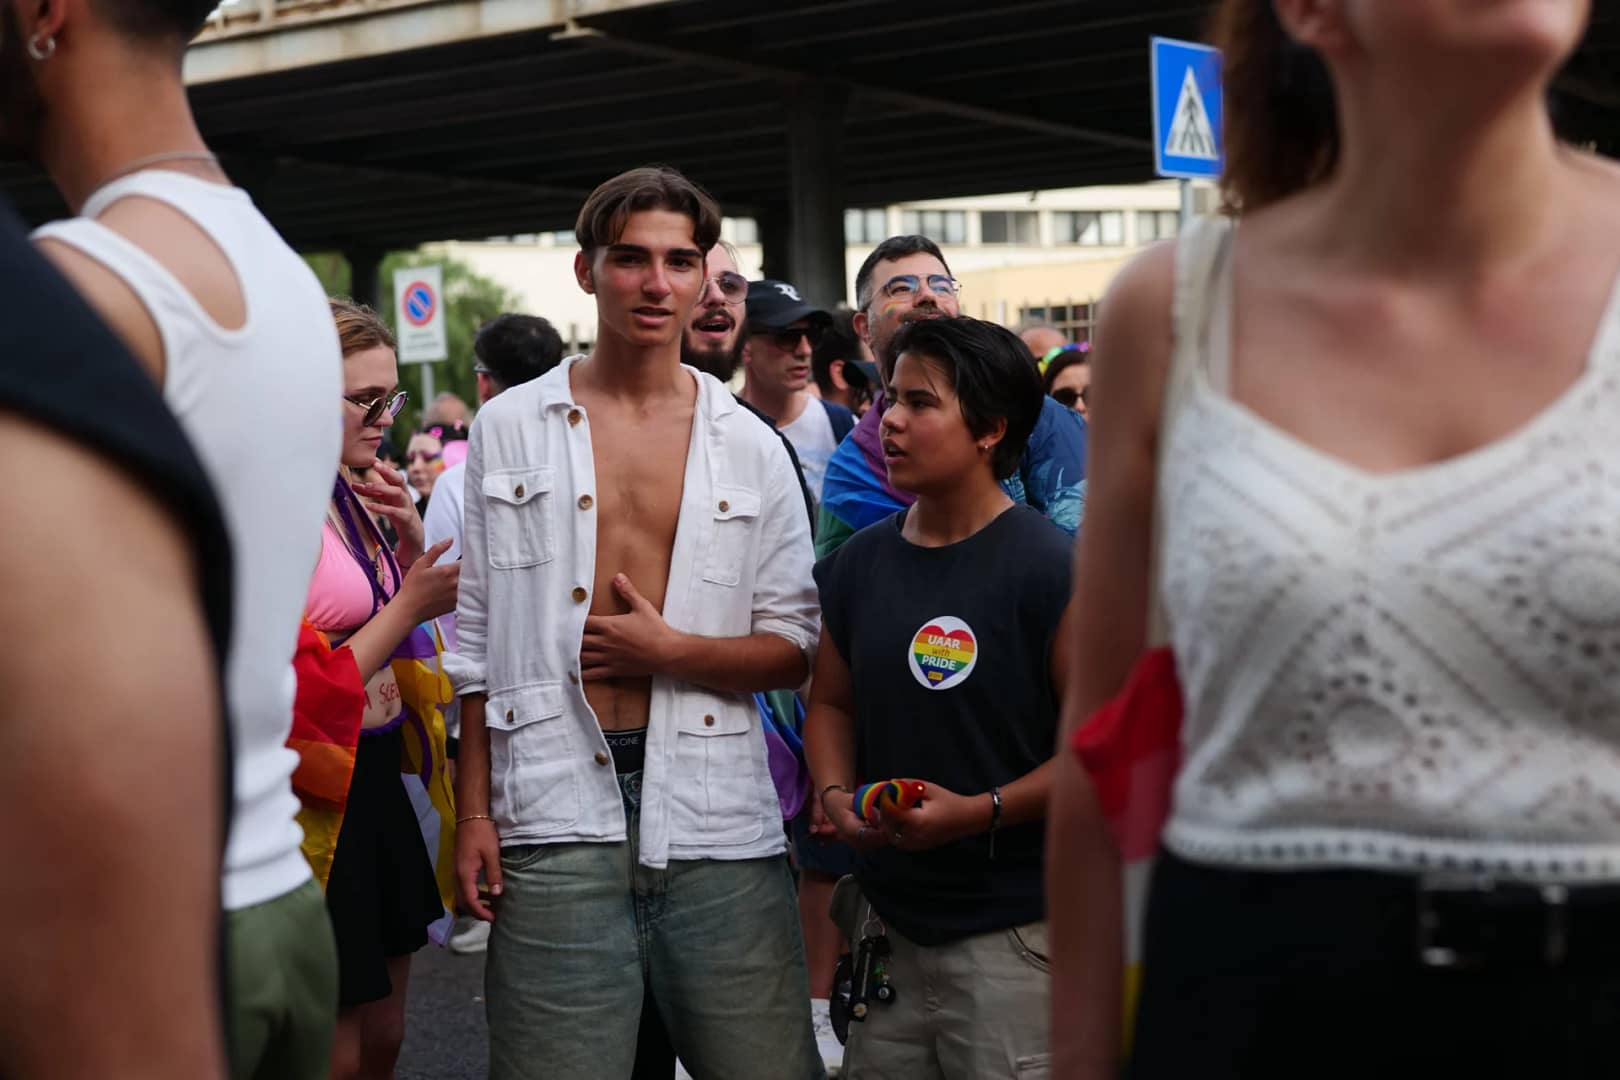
left=1051, top=387, right=1089, bottom=410
left=707, top=270, right=748, bottom=304
left=345, top=390, right=408, bottom=427
left=756, top=324, right=826, bottom=351
left=404, top=450, right=442, bottom=465
left=878, top=274, right=960, bottom=301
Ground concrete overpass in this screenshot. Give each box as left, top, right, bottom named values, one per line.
left=3, top=0, right=1619, bottom=309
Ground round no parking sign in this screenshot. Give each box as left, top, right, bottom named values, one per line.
left=392, top=264, right=448, bottom=363
left=403, top=280, right=437, bottom=327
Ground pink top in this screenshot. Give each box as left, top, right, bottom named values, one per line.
left=305, top=521, right=385, bottom=635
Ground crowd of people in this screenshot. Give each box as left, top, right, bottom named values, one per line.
left=6, top=1, right=1620, bottom=1079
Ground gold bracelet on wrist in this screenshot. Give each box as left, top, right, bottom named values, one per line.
left=456, top=813, right=495, bottom=824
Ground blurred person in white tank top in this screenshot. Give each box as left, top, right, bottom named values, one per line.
left=3, top=1, right=345, bottom=1076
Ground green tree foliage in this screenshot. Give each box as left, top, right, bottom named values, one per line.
left=302, top=250, right=521, bottom=436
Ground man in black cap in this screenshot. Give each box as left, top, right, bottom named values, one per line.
left=741, top=279, right=854, bottom=502
left=681, top=243, right=815, bottom=534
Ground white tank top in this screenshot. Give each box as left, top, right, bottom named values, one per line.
left=36, top=172, right=343, bottom=910
left=1158, top=217, right=1620, bottom=883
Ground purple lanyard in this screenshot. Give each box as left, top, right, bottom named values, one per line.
left=331, top=473, right=401, bottom=617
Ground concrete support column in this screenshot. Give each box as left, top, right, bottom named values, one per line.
left=346, top=247, right=383, bottom=312
left=756, top=203, right=789, bottom=283
left=785, top=80, right=849, bottom=308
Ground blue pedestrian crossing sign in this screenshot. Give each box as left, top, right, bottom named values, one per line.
left=1151, top=37, right=1223, bottom=180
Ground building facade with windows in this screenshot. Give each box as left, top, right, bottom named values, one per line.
left=437, top=180, right=1213, bottom=352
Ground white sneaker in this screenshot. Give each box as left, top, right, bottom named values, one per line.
left=448, top=917, right=491, bottom=954
left=811, top=998, right=844, bottom=1075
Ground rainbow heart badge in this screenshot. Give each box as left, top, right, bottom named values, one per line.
left=908, top=617, right=979, bottom=691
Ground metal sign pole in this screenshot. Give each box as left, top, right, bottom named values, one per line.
left=421, top=364, right=436, bottom=413
left=1180, top=178, right=1194, bottom=228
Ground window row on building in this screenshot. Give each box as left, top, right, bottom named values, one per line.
left=848, top=207, right=1181, bottom=248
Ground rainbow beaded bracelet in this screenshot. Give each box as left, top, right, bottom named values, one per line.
left=854, top=779, right=927, bottom=825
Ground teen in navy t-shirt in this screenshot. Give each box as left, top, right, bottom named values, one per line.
left=806, top=316, right=1072, bottom=1079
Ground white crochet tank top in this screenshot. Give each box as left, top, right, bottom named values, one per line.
left=1158, top=217, right=1620, bottom=882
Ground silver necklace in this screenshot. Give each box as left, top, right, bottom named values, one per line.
left=91, top=149, right=221, bottom=195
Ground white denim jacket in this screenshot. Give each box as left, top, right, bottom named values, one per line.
left=446, top=358, right=819, bottom=868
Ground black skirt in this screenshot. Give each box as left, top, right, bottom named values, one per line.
left=325, top=725, right=444, bottom=1008
left=1128, top=849, right=1620, bottom=1080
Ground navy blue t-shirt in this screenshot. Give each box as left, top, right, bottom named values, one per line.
left=814, top=503, right=1072, bottom=945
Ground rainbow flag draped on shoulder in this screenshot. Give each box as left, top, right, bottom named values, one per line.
left=817, top=395, right=1089, bottom=558
left=288, top=618, right=459, bottom=946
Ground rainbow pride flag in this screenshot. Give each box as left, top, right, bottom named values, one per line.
left=288, top=618, right=458, bottom=946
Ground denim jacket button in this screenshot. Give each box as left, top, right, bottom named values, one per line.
left=703, top=714, right=716, bottom=727
left=572, top=587, right=588, bottom=603
left=594, top=751, right=610, bottom=767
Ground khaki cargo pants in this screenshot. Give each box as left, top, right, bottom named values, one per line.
left=830, top=876, right=1052, bottom=1080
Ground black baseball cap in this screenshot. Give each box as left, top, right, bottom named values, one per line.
left=843, top=358, right=881, bottom=387
left=745, top=280, right=832, bottom=333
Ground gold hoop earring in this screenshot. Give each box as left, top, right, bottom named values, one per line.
left=27, top=34, right=56, bottom=61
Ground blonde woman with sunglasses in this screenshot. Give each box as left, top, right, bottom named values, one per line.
left=293, top=299, right=462, bottom=1080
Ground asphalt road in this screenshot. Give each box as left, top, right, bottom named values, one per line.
left=395, top=947, right=704, bottom=1080
left=396, top=945, right=488, bottom=1080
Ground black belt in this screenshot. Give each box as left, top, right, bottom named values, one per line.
left=1415, top=874, right=1620, bottom=971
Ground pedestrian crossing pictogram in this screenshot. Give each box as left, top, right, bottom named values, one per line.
left=1166, top=67, right=1218, bottom=161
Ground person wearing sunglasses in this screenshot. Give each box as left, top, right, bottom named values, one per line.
left=682, top=243, right=816, bottom=538
left=682, top=240, right=752, bottom=382
left=292, top=299, right=461, bottom=1080
left=1042, top=345, right=1091, bottom=418
left=405, top=425, right=466, bottom=513
left=740, top=279, right=850, bottom=502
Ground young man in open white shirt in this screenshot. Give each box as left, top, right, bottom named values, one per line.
left=450, top=167, right=824, bottom=1079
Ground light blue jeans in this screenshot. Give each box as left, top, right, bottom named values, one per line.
left=486, top=772, right=825, bottom=1080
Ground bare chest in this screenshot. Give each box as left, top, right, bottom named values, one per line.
left=584, top=407, right=694, bottom=610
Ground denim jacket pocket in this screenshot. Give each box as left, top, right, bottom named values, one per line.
left=485, top=681, right=579, bottom=833
left=700, top=485, right=761, bottom=587
left=668, top=699, right=765, bottom=845
left=482, top=466, right=556, bottom=569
